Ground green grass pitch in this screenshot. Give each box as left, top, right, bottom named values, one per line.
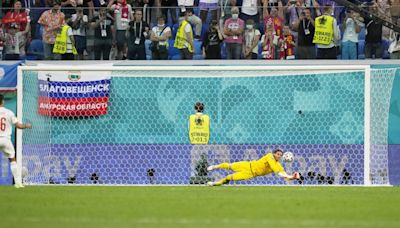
left=0, top=186, right=399, bottom=228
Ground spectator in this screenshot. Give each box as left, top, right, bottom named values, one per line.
left=377, top=0, right=391, bottom=17
left=201, top=19, right=223, bottom=59
left=161, top=0, right=178, bottom=25
left=61, top=0, right=77, bottom=17
left=59, top=0, right=94, bottom=25
left=293, top=7, right=315, bottom=59
left=132, top=0, right=155, bottom=27
left=263, top=0, right=278, bottom=13
left=377, top=0, right=392, bottom=39
left=285, top=0, right=305, bottom=32
left=187, top=9, right=203, bottom=40
left=174, top=11, right=194, bottom=59
left=364, top=2, right=383, bottom=59
left=388, top=18, right=400, bottom=59
left=177, top=6, right=202, bottom=39
left=304, top=0, right=321, bottom=18
left=219, top=0, right=236, bottom=27
left=341, top=9, right=363, bottom=59
left=260, top=24, right=275, bottom=59
left=127, top=9, right=150, bottom=60
left=21, top=0, right=47, bottom=39
left=2, top=1, right=30, bottom=57
left=240, top=0, right=260, bottom=27
left=242, top=19, right=260, bottom=59
left=79, top=0, right=95, bottom=20
left=282, top=24, right=295, bottom=59
left=317, top=0, right=345, bottom=24
left=71, top=7, right=88, bottom=60
left=199, top=0, right=219, bottom=24
left=2, top=23, right=30, bottom=60
left=38, top=1, right=65, bottom=60
left=312, top=3, right=340, bottom=59
left=108, top=0, right=133, bottom=60
left=149, top=15, right=172, bottom=60
left=2, top=1, right=29, bottom=33
left=389, top=0, right=400, bottom=25
left=286, top=0, right=320, bottom=31
left=91, top=7, right=114, bottom=60
left=262, top=2, right=284, bottom=59
left=53, top=14, right=77, bottom=60
left=223, top=6, right=244, bottom=59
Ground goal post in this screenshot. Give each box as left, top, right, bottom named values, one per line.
left=16, top=64, right=395, bottom=185
left=364, top=65, right=371, bottom=186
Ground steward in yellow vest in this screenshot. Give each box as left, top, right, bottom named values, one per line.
left=189, top=102, right=210, bottom=144
left=53, top=23, right=77, bottom=57
left=313, top=4, right=336, bottom=45
left=313, top=14, right=334, bottom=45
left=174, top=11, right=194, bottom=59
left=312, top=4, right=338, bottom=59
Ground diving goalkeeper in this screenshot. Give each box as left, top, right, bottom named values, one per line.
left=206, top=149, right=300, bottom=186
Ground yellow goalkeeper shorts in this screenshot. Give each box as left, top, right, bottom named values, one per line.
left=229, top=161, right=255, bottom=181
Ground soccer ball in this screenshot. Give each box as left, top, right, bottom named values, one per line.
left=282, top=152, right=294, bottom=163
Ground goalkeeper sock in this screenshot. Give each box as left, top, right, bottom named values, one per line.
left=10, top=161, right=22, bottom=185
left=216, top=163, right=230, bottom=170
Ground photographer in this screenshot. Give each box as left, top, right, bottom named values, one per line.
left=71, top=7, right=88, bottom=60
left=286, top=0, right=320, bottom=31
left=202, top=20, right=224, bottom=59
left=341, top=9, right=363, bottom=59
left=364, top=2, right=383, bottom=59
left=127, top=9, right=150, bottom=60
left=91, top=8, right=114, bottom=60
left=149, top=16, right=171, bottom=60
left=293, top=8, right=315, bottom=59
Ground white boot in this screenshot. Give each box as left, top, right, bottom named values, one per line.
left=14, top=183, right=25, bottom=188
left=207, top=165, right=216, bottom=171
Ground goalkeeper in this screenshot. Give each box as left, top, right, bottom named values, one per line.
left=207, top=149, right=300, bottom=186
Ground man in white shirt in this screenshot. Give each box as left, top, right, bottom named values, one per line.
left=341, top=9, right=363, bottom=59
left=240, top=0, right=260, bottom=27
left=0, top=94, right=32, bottom=188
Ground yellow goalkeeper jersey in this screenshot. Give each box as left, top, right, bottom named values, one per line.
left=250, top=153, right=285, bottom=177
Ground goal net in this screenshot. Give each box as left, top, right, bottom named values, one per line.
left=17, top=65, right=396, bottom=185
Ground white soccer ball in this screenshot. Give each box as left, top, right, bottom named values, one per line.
left=21, top=166, right=28, bottom=179
left=282, top=152, right=294, bottom=163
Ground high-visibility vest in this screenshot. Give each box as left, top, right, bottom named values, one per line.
left=313, top=15, right=334, bottom=45
left=174, top=20, right=193, bottom=53
left=188, top=114, right=210, bottom=144
left=53, top=25, right=77, bottom=54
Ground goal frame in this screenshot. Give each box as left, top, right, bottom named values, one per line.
left=17, top=64, right=372, bottom=185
